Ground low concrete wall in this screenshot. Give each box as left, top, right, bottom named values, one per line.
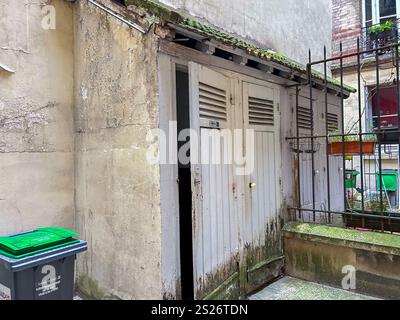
left=283, top=222, right=400, bottom=299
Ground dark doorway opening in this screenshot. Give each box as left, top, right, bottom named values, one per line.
left=176, top=66, right=195, bottom=300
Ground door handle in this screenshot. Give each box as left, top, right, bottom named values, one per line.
left=249, top=182, right=256, bottom=189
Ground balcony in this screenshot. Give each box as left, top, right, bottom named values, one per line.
left=361, top=19, right=399, bottom=56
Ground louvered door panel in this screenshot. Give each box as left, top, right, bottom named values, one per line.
left=198, top=73, right=229, bottom=129
left=246, top=83, right=276, bottom=132
left=298, top=106, right=312, bottom=130
left=248, top=96, right=274, bottom=126
left=327, top=112, right=339, bottom=132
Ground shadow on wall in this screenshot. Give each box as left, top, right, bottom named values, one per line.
left=0, top=199, right=24, bottom=236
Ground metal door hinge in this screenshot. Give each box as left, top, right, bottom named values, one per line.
left=230, top=93, right=234, bottom=105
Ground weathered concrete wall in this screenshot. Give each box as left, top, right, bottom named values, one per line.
left=0, top=0, right=74, bottom=235
left=159, top=0, right=332, bottom=65
left=74, top=0, right=163, bottom=299
left=284, top=222, right=400, bottom=299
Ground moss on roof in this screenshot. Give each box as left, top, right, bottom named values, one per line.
left=126, top=0, right=183, bottom=23
left=125, top=0, right=356, bottom=93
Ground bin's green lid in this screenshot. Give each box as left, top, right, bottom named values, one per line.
left=377, top=170, right=398, bottom=175
left=0, top=227, right=79, bottom=259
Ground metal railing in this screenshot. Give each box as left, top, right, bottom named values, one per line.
left=287, top=40, right=400, bottom=233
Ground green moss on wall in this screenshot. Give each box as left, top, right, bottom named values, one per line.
left=78, top=275, right=107, bottom=300
left=125, top=0, right=182, bottom=23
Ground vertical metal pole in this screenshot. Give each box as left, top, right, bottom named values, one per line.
left=309, top=50, right=316, bottom=222
left=324, top=46, right=331, bottom=224
left=296, top=86, right=302, bottom=220
left=368, top=154, right=371, bottom=192
left=340, top=42, right=347, bottom=215
left=375, top=48, right=384, bottom=231
left=357, top=38, right=366, bottom=228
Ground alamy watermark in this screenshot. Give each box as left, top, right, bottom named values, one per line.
left=41, top=5, right=56, bottom=30
left=146, top=121, right=256, bottom=176
left=341, top=265, right=356, bottom=290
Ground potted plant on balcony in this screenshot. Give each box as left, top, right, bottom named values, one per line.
left=328, top=130, right=377, bottom=156
left=368, top=20, right=396, bottom=49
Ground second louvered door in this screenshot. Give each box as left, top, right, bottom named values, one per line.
left=243, top=82, right=281, bottom=293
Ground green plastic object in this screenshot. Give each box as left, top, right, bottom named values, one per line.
left=345, top=170, right=360, bottom=189
left=376, top=170, right=399, bottom=191
left=0, top=227, right=79, bottom=259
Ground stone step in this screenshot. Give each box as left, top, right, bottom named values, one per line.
left=249, top=276, right=380, bottom=300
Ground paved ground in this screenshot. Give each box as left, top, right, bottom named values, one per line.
left=249, top=276, right=379, bottom=300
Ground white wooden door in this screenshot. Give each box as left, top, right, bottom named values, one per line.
left=242, top=82, right=281, bottom=271
left=189, top=63, right=239, bottom=299
left=188, top=64, right=282, bottom=298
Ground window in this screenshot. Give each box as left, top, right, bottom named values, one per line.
left=362, top=0, right=399, bottom=27
left=371, top=86, right=398, bottom=128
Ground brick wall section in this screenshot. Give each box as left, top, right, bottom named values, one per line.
left=332, top=0, right=361, bottom=64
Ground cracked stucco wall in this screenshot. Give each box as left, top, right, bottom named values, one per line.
left=0, top=0, right=74, bottom=234
left=74, top=0, right=162, bottom=299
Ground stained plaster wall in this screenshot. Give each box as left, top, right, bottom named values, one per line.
left=0, top=0, right=177, bottom=300
left=73, top=0, right=163, bottom=299
left=0, top=0, right=74, bottom=235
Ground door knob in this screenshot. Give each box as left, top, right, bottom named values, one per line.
left=249, top=182, right=256, bottom=189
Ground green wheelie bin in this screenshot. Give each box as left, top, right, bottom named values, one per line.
left=0, top=227, right=87, bottom=300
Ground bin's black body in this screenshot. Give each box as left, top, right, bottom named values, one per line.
left=0, top=241, right=87, bottom=300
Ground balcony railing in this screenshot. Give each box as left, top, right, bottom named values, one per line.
left=361, top=19, right=399, bottom=56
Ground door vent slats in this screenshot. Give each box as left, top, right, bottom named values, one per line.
left=297, top=106, right=312, bottom=130
left=327, top=112, right=339, bottom=132
left=199, top=82, right=227, bottom=122
left=248, top=96, right=274, bottom=126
